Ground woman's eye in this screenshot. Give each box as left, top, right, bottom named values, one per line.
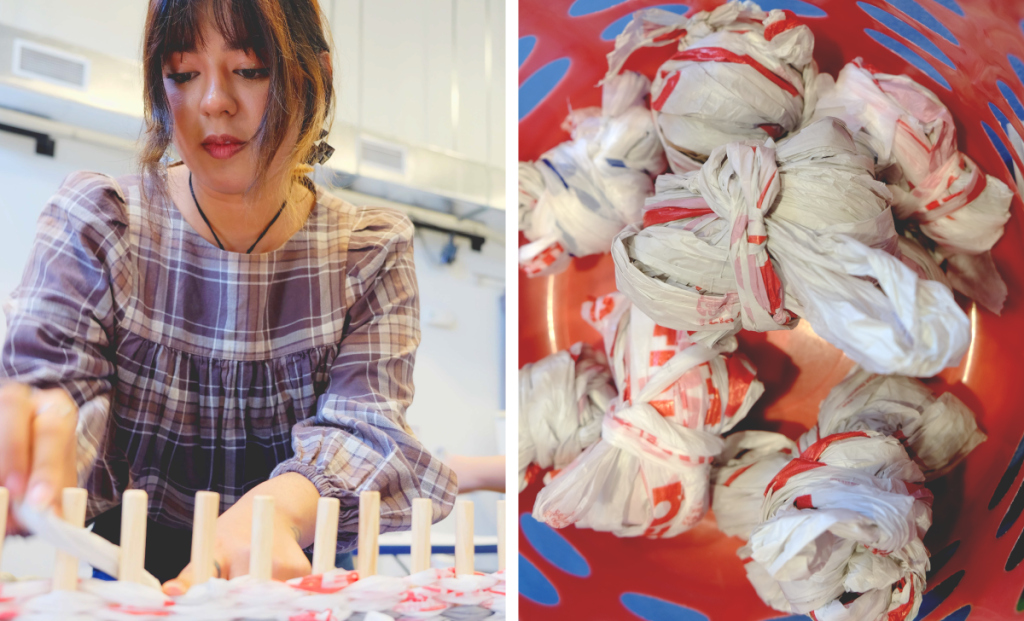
left=166, top=72, right=196, bottom=84
left=235, top=68, right=270, bottom=80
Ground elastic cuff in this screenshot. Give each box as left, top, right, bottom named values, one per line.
left=270, top=460, right=334, bottom=498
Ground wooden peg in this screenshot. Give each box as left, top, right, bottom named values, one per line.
left=410, top=498, right=432, bottom=574
left=496, top=499, right=505, bottom=572
left=52, top=487, right=88, bottom=591
left=191, top=491, right=220, bottom=585
left=249, top=495, right=274, bottom=581
left=455, top=500, right=474, bottom=576
left=356, top=491, right=380, bottom=577
left=311, top=497, right=340, bottom=575
left=119, top=490, right=148, bottom=584
left=0, top=487, right=8, bottom=569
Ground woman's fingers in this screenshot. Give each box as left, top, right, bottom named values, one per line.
left=0, top=383, right=34, bottom=534
left=165, top=552, right=233, bottom=594
left=163, top=562, right=193, bottom=596
left=0, top=383, right=33, bottom=498
left=24, top=388, right=78, bottom=516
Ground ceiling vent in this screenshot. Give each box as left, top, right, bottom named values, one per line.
left=13, top=39, right=90, bottom=90
left=360, top=136, right=407, bottom=176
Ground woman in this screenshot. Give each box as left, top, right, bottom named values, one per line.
left=0, top=0, right=456, bottom=593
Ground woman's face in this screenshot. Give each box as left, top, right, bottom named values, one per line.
left=163, top=18, right=295, bottom=196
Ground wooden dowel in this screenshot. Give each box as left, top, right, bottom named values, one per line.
left=119, top=490, right=148, bottom=584
left=356, top=491, right=380, bottom=578
left=52, top=487, right=88, bottom=591
left=410, top=498, right=432, bottom=574
left=455, top=500, right=474, bottom=576
left=0, top=487, right=8, bottom=569
left=311, top=497, right=340, bottom=575
left=496, top=499, right=505, bottom=572
left=249, top=496, right=274, bottom=582
left=191, top=491, right=219, bottom=585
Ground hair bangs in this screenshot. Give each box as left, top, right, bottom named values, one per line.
left=149, top=0, right=273, bottom=62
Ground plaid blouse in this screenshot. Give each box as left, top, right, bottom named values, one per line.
left=1, top=170, right=457, bottom=550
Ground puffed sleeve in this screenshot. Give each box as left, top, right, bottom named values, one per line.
left=271, top=206, right=458, bottom=550
left=1, top=171, right=128, bottom=516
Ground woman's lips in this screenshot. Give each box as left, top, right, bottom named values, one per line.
left=202, top=141, right=247, bottom=160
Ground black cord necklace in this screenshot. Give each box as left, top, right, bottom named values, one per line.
left=189, top=172, right=287, bottom=254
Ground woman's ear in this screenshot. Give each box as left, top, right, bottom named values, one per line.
left=319, top=51, right=332, bottom=82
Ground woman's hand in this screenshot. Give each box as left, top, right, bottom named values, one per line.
left=163, top=473, right=321, bottom=594
left=0, top=383, right=79, bottom=535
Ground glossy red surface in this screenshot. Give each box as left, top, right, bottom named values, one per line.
left=519, top=0, right=1024, bottom=619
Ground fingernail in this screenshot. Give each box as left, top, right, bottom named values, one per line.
left=25, top=482, right=52, bottom=508
left=163, top=581, right=184, bottom=596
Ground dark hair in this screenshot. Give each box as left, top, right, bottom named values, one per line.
left=140, top=0, right=334, bottom=203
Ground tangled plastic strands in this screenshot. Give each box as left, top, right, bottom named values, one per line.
left=531, top=292, right=764, bottom=538
left=604, top=2, right=820, bottom=174
left=711, top=368, right=985, bottom=621
left=613, top=117, right=971, bottom=377
left=518, top=71, right=667, bottom=277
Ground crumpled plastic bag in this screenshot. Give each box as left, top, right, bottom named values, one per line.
left=580, top=292, right=764, bottom=433
left=811, top=59, right=1014, bottom=314
left=518, top=341, right=617, bottom=491
left=532, top=297, right=763, bottom=537
left=799, top=367, right=987, bottom=480
left=604, top=2, right=819, bottom=174
left=713, top=368, right=985, bottom=539
left=712, top=430, right=797, bottom=540
left=712, top=368, right=984, bottom=620
left=739, top=431, right=932, bottom=620
left=518, top=71, right=667, bottom=277
left=613, top=116, right=970, bottom=376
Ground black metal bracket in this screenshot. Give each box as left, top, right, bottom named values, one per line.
left=412, top=220, right=485, bottom=251
left=0, top=122, right=55, bottom=156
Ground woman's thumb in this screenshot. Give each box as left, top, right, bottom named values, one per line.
left=162, top=564, right=192, bottom=596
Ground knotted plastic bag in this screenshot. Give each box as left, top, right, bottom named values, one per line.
left=712, top=430, right=797, bottom=540
left=714, top=372, right=983, bottom=620
left=613, top=116, right=970, bottom=376
left=518, top=71, right=667, bottom=277
left=604, top=2, right=819, bottom=174
left=811, top=60, right=1014, bottom=313
left=799, top=367, right=987, bottom=480
left=739, top=431, right=931, bottom=620
left=518, top=342, right=617, bottom=491
left=532, top=301, right=763, bottom=538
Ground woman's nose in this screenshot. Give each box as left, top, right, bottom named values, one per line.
left=199, top=71, right=238, bottom=117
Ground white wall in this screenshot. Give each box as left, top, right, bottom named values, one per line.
left=0, top=0, right=147, bottom=61
left=330, top=0, right=504, bottom=169
left=0, top=132, right=137, bottom=346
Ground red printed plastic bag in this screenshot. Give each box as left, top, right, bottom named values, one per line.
left=613, top=117, right=970, bottom=376
left=605, top=3, right=819, bottom=173
left=739, top=431, right=930, bottom=620
left=532, top=302, right=763, bottom=538
left=812, top=60, right=1014, bottom=313
left=799, top=367, right=987, bottom=480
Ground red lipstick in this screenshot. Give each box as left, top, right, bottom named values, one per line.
left=201, top=134, right=247, bottom=160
